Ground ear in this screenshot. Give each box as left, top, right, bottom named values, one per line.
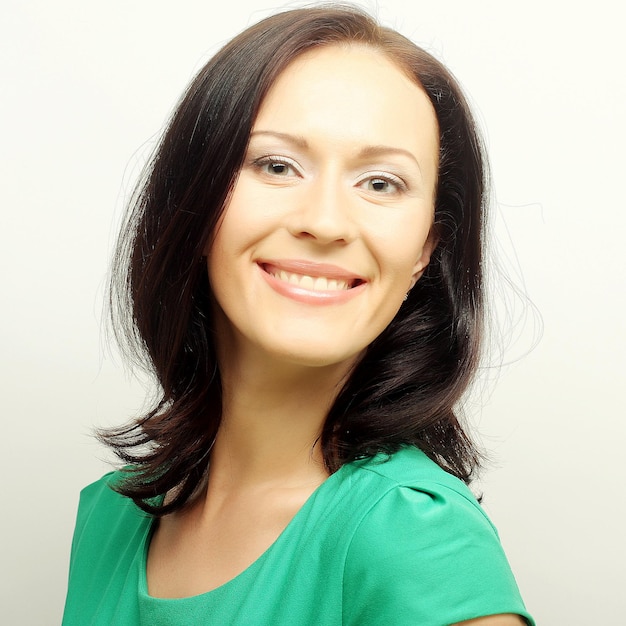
left=409, top=230, right=438, bottom=289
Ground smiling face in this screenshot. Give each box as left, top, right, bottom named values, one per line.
left=206, top=44, right=439, bottom=371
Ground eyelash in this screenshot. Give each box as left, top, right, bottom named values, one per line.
left=252, top=155, right=301, bottom=177
left=356, top=171, right=407, bottom=194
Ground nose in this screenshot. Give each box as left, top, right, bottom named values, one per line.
left=286, top=173, right=357, bottom=245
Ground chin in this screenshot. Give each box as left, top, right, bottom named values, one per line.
left=265, top=340, right=365, bottom=371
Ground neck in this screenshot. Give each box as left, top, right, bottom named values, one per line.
left=209, top=350, right=355, bottom=490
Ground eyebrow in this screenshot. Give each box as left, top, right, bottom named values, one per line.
left=250, top=130, right=309, bottom=148
left=250, top=130, right=423, bottom=174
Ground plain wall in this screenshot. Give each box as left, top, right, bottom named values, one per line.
left=2, top=0, right=624, bottom=623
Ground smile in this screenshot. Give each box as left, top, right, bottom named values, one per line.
left=267, top=269, right=353, bottom=291
left=258, top=261, right=366, bottom=304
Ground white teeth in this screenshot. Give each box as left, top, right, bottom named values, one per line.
left=269, top=269, right=352, bottom=291
left=314, top=277, right=343, bottom=291
left=300, top=275, right=315, bottom=289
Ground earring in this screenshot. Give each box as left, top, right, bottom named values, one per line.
left=403, top=292, right=409, bottom=302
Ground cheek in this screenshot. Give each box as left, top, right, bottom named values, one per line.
left=213, top=186, right=282, bottom=256
left=207, top=200, right=264, bottom=267
left=369, top=213, right=433, bottom=277
left=206, top=216, right=245, bottom=298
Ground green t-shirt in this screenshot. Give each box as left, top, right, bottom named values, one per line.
left=63, top=446, right=534, bottom=625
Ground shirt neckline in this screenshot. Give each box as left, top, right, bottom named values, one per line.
left=138, top=460, right=353, bottom=602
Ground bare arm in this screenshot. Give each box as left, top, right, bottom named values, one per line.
left=453, top=615, right=527, bottom=626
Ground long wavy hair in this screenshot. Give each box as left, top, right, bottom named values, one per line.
left=101, top=5, right=488, bottom=515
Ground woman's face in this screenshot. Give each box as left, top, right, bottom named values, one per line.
left=207, top=45, right=439, bottom=371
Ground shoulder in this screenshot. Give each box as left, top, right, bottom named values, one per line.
left=345, top=446, right=495, bottom=541
left=77, top=470, right=121, bottom=509
left=75, top=470, right=138, bottom=522
left=350, top=445, right=485, bottom=503
left=64, top=471, right=150, bottom=622
left=345, top=447, right=502, bottom=573
left=341, top=447, right=533, bottom=626
left=70, top=470, right=149, bottom=563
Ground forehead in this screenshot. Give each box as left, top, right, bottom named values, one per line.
left=253, top=44, right=439, bottom=176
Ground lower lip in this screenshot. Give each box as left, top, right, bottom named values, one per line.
left=259, top=265, right=366, bottom=305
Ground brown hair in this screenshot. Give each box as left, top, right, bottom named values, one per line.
left=102, top=5, right=487, bottom=515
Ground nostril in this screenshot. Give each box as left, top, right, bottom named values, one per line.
left=297, top=230, right=317, bottom=240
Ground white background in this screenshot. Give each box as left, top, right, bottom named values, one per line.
left=2, top=0, right=624, bottom=623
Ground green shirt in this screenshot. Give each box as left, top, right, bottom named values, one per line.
left=63, top=446, right=534, bottom=625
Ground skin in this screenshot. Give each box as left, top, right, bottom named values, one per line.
left=456, top=617, right=525, bottom=626
left=147, top=44, right=525, bottom=626
left=207, top=50, right=439, bottom=373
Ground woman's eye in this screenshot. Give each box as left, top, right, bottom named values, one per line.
left=358, top=173, right=405, bottom=195
left=368, top=178, right=393, bottom=193
left=254, top=156, right=299, bottom=177
left=266, top=161, right=290, bottom=175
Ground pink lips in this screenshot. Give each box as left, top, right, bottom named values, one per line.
left=257, top=259, right=366, bottom=305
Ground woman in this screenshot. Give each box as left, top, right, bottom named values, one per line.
left=63, top=6, right=534, bottom=625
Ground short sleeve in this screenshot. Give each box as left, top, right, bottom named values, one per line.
left=342, top=481, right=534, bottom=626
left=66, top=472, right=114, bottom=577
left=63, top=472, right=149, bottom=625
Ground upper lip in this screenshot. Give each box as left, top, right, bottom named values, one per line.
left=257, top=259, right=367, bottom=285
